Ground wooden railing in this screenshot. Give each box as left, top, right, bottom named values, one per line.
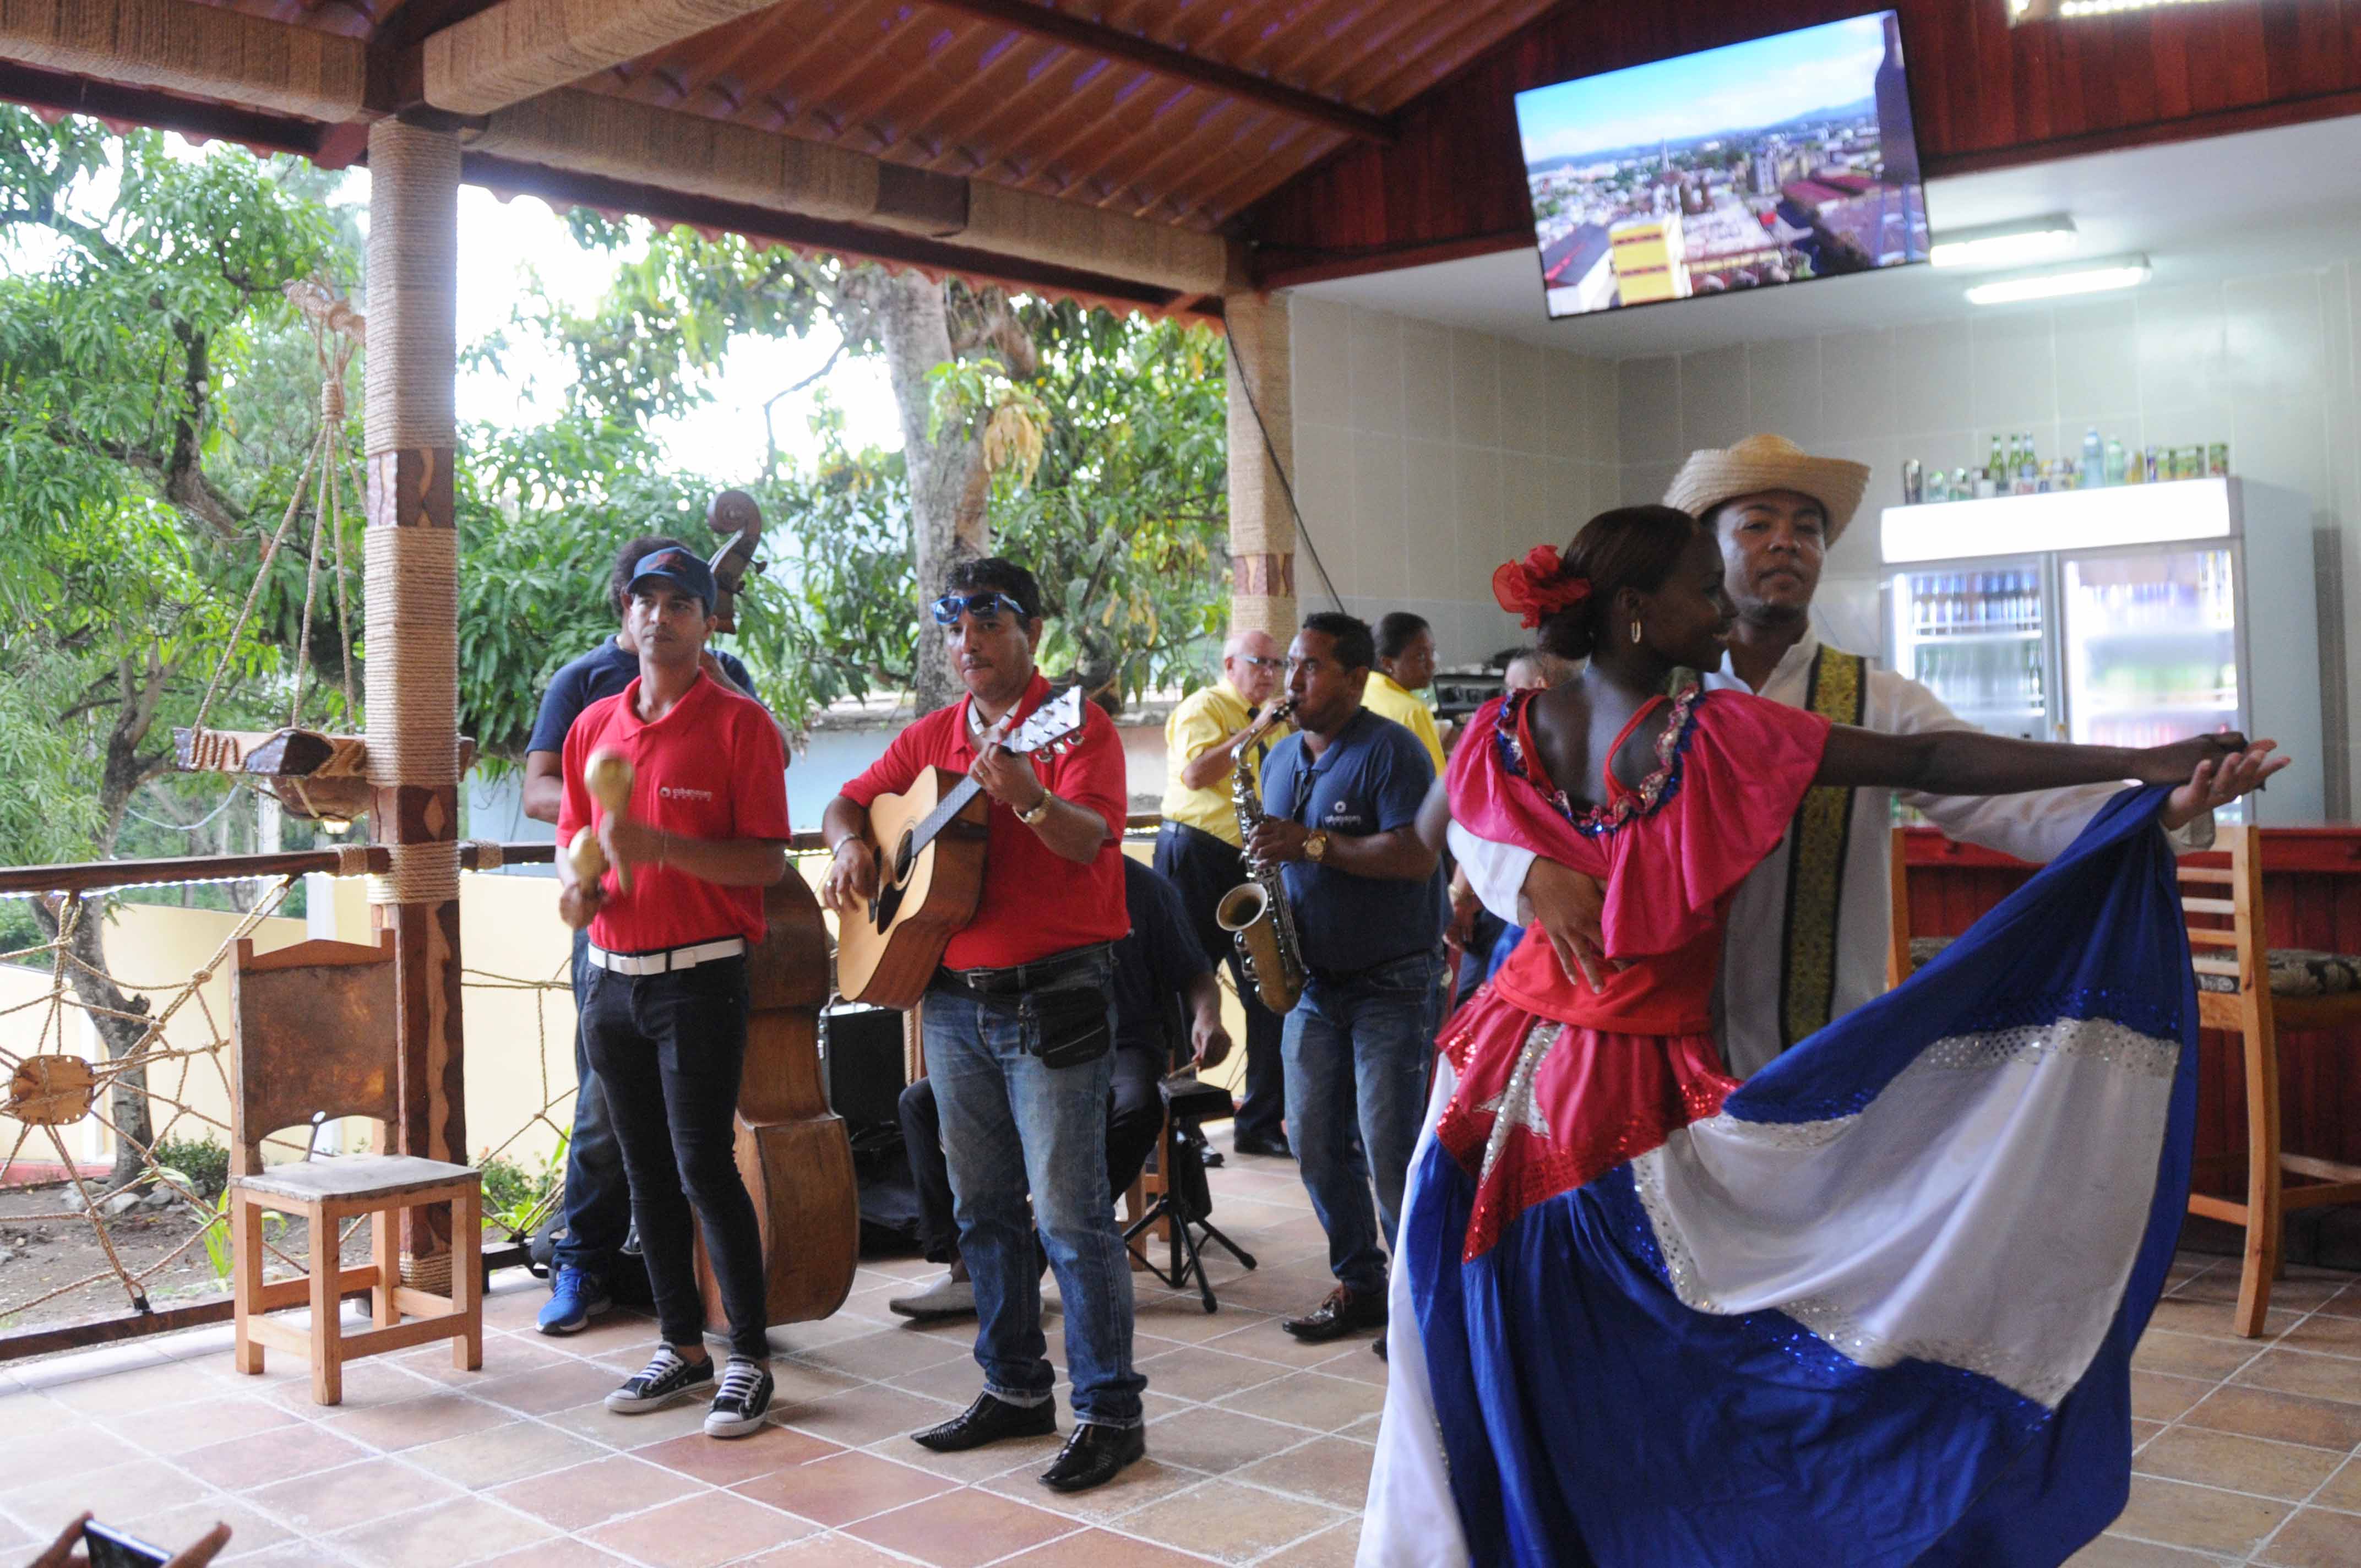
left=0, top=813, right=1169, bottom=1360
left=0, top=814, right=1169, bottom=897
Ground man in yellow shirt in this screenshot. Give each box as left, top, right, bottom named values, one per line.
left=1154, top=629, right=1293, bottom=1158
left=1364, top=612, right=1448, bottom=774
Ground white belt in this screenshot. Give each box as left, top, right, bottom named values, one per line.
left=587, top=938, right=746, bottom=976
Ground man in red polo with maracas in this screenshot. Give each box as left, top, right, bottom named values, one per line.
left=557, top=546, right=791, bottom=1440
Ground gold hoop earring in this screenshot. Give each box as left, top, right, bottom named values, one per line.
left=1629, top=622, right=1642, bottom=645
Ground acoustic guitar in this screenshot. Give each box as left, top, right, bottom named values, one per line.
left=835, top=687, right=1086, bottom=1009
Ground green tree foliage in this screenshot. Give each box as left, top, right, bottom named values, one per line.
left=0, top=111, right=343, bottom=858
left=502, top=222, right=1231, bottom=728
left=0, top=113, right=344, bottom=1182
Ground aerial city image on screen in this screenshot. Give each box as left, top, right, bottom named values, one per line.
left=1515, top=11, right=1929, bottom=319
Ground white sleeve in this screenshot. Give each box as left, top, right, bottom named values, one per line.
left=1884, top=672, right=2213, bottom=858
left=1446, top=822, right=1534, bottom=923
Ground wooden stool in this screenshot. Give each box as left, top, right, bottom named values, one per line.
left=2179, top=826, right=2361, bottom=1335
left=228, top=933, right=483, bottom=1404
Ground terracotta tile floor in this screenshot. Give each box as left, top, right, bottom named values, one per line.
left=1, top=1147, right=2356, bottom=1567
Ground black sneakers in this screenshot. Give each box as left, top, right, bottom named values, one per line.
left=605, top=1346, right=714, bottom=1413
left=705, top=1358, right=775, bottom=1439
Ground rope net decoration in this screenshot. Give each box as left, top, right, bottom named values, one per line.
left=0, top=879, right=318, bottom=1321
left=181, top=277, right=371, bottom=827
left=0, top=875, right=584, bottom=1334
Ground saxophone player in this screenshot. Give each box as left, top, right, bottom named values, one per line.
left=1154, top=629, right=1294, bottom=1158
left=1247, top=613, right=1444, bottom=1355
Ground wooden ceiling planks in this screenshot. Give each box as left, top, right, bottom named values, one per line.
left=576, top=0, right=1535, bottom=227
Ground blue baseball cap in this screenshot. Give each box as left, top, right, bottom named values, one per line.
left=626, top=547, right=717, bottom=613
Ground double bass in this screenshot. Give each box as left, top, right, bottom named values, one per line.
left=686, top=489, right=859, bottom=1330
left=694, top=871, right=859, bottom=1330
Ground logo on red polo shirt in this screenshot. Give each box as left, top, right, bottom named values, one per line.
left=659, top=783, right=716, bottom=803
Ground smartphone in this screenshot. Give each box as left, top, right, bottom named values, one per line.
left=82, top=1521, right=169, bottom=1568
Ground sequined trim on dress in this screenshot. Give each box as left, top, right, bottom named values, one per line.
left=1696, top=1016, right=2180, bottom=1152
left=1628, top=1146, right=2087, bottom=1406
left=1473, top=1021, right=1564, bottom=1192
left=1736, top=987, right=2186, bottom=1124
left=1492, top=682, right=1703, bottom=837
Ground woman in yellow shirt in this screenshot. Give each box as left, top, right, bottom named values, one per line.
left=1364, top=612, right=1448, bottom=773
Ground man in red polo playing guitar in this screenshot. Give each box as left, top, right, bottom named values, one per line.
left=556, top=546, right=792, bottom=1441
left=819, top=557, right=1147, bottom=1494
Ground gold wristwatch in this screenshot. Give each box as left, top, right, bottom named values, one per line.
left=1017, top=791, right=1056, bottom=826
left=1304, top=829, right=1330, bottom=864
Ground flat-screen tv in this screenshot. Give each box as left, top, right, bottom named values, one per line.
left=1513, top=12, right=1929, bottom=320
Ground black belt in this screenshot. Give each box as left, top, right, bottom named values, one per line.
left=933, top=943, right=1113, bottom=999
left=1158, top=820, right=1241, bottom=856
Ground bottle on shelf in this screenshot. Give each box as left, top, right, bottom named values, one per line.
left=2080, top=426, right=2103, bottom=489
left=2104, top=435, right=2126, bottom=486
left=2016, top=433, right=2038, bottom=495
left=1988, top=433, right=2007, bottom=481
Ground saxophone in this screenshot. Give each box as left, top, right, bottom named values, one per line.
left=1215, top=700, right=1307, bottom=1015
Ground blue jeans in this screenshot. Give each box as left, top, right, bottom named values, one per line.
left=923, top=957, right=1145, bottom=1429
left=553, top=926, right=632, bottom=1280
left=1283, top=951, right=1442, bottom=1297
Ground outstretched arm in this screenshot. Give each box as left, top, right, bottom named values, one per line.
left=1815, top=726, right=2282, bottom=800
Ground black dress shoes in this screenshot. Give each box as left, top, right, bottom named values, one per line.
left=911, top=1392, right=1057, bottom=1452
left=1039, top=1421, right=1146, bottom=1492
left=1233, top=1130, right=1293, bottom=1159
left=1282, top=1284, right=1388, bottom=1342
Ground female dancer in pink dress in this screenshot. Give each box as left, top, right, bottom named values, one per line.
left=1363, top=504, right=2284, bottom=1568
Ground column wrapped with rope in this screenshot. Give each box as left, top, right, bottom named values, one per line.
left=363, top=120, right=467, bottom=1291
left=1224, top=288, right=1296, bottom=641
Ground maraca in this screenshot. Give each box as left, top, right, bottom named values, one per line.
left=584, top=747, right=636, bottom=892
left=567, top=824, right=608, bottom=887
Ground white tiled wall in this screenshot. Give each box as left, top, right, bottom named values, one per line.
left=1285, top=266, right=2358, bottom=814
left=1610, top=270, right=2361, bottom=814
left=1285, top=296, right=1619, bottom=668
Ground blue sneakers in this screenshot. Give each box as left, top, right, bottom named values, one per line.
left=536, top=1266, right=612, bottom=1336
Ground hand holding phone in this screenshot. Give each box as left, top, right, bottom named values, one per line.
left=27, top=1513, right=231, bottom=1568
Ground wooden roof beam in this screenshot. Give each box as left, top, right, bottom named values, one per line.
left=0, top=0, right=364, bottom=122
left=464, top=89, right=1233, bottom=296
left=916, top=0, right=1395, bottom=146
left=461, top=149, right=1226, bottom=323
left=420, top=0, right=785, bottom=116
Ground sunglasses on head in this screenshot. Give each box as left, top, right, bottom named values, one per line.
left=1237, top=654, right=1283, bottom=671
left=933, top=591, right=1030, bottom=626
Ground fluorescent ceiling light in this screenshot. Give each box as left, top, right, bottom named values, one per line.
left=1930, top=215, right=2079, bottom=270
left=2011, top=0, right=2237, bottom=21
left=1965, top=255, right=2151, bottom=306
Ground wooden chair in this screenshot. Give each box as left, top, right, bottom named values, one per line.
left=2179, top=826, right=2361, bottom=1336
left=1887, top=828, right=1913, bottom=992
left=228, top=933, right=482, bottom=1404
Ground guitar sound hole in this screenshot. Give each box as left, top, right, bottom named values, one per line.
left=891, top=831, right=916, bottom=887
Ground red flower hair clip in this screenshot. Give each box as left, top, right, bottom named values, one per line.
left=1491, top=545, right=1592, bottom=629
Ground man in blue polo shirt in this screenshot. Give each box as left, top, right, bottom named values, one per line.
left=521, top=533, right=781, bottom=1337
left=1247, top=612, right=1442, bottom=1352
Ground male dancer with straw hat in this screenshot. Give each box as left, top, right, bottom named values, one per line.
left=1455, top=433, right=2242, bottom=1077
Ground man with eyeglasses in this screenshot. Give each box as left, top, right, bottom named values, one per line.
left=818, top=558, right=1146, bottom=1494
left=1152, top=629, right=1293, bottom=1158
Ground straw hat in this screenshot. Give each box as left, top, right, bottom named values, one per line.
left=1662, top=434, right=1871, bottom=544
